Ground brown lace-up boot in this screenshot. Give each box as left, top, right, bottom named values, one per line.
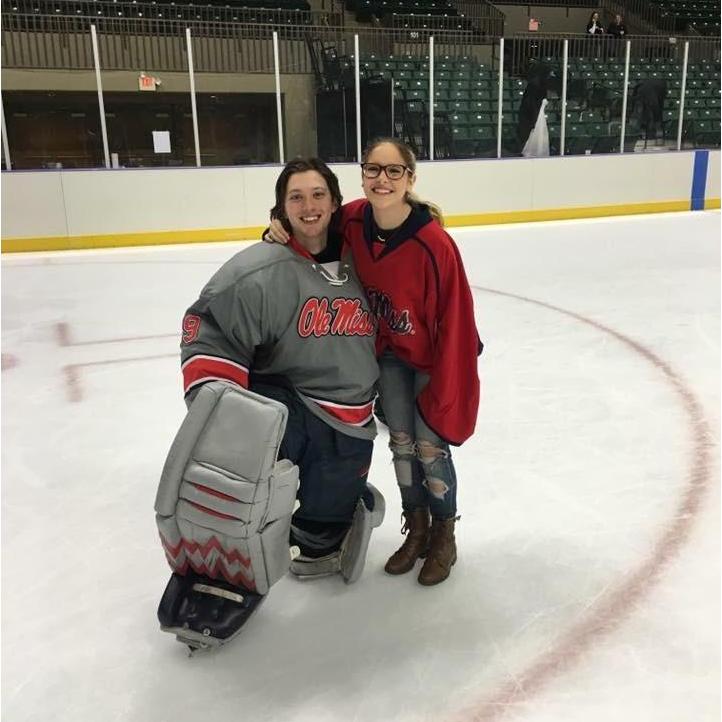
left=384, top=509, right=431, bottom=575
left=417, top=516, right=457, bottom=586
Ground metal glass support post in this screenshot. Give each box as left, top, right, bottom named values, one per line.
left=429, top=35, right=435, bottom=160
left=619, top=40, right=631, bottom=154
left=676, top=41, right=690, bottom=151
left=185, top=28, right=201, bottom=167
left=90, top=24, right=110, bottom=168
left=496, top=37, right=504, bottom=158
left=273, top=31, right=285, bottom=164
left=560, top=39, right=568, bottom=156
left=354, top=34, right=362, bottom=162
left=1, top=95, right=11, bottom=170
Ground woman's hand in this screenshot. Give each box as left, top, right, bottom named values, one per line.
left=264, top=218, right=290, bottom=244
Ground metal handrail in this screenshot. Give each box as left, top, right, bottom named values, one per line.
left=388, top=11, right=503, bottom=37
left=0, top=0, right=341, bottom=26
left=506, top=31, right=720, bottom=75
left=0, top=13, right=484, bottom=71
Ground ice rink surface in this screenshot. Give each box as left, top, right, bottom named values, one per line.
left=1, top=210, right=719, bottom=722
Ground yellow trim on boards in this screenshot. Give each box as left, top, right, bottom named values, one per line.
left=2, top=200, right=718, bottom=253
left=2, top=226, right=266, bottom=253
left=445, top=200, right=693, bottom=226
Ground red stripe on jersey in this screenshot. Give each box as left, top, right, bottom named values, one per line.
left=307, top=397, right=374, bottom=426
left=182, top=355, right=248, bottom=394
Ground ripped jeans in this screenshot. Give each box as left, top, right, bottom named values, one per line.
left=378, top=350, right=457, bottom=520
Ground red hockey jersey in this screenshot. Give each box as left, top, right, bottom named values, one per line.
left=340, top=199, right=482, bottom=445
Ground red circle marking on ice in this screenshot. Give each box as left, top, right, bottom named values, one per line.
left=450, top=286, right=715, bottom=722
left=1, top=354, right=18, bottom=371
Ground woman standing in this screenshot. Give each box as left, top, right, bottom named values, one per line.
left=586, top=11, right=605, bottom=34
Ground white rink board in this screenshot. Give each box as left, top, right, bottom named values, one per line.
left=2, top=151, right=719, bottom=241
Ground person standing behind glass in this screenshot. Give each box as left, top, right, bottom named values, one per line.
left=607, top=14, right=627, bottom=38
left=586, top=11, right=605, bottom=34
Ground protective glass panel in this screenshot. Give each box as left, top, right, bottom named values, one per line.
left=191, top=24, right=279, bottom=165
left=99, top=19, right=194, bottom=168
left=1, top=86, right=104, bottom=169
left=0, top=14, right=102, bottom=169
left=564, top=35, right=631, bottom=156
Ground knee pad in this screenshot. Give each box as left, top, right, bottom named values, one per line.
left=154, top=381, right=299, bottom=649
left=289, top=483, right=385, bottom=584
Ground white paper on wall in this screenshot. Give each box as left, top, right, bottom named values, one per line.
left=152, top=131, right=171, bottom=154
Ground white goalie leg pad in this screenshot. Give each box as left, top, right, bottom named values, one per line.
left=289, top=484, right=385, bottom=584
left=155, top=381, right=299, bottom=599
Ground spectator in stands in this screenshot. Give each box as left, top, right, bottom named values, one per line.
left=517, top=63, right=550, bottom=153
left=631, top=79, right=668, bottom=142
left=586, top=11, right=605, bottom=34
left=607, top=14, right=627, bottom=38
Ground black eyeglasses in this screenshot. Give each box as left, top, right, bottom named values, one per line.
left=361, top=163, right=410, bottom=180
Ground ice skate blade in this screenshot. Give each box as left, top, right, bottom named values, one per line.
left=160, top=611, right=261, bottom=652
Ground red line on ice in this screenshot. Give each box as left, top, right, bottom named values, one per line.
left=62, top=354, right=176, bottom=402
left=55, top=321, right=177, bottom=347
left=1, top=354, right=18, bottom=371
left=452, top=287, right=715, bottom=722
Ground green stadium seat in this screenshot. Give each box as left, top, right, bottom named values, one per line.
left=566, top=135, right=594, bottom=154
left=470, top=126, right=495, bottom=139
left=470, top=88, right=493, bottom=101
left=469, top=113, right=495, bottom=126
left=472, top=100, right=493, bottom=112
left=451, top=126, right=472, bottom=142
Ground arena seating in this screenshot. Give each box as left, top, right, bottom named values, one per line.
left=345, top=0, right=458, bottom=22
left=2, top=0, right=312, bottom=20
left=361, top=53, right=721, bottom=155
left=650, top=0, right=721, bottom=35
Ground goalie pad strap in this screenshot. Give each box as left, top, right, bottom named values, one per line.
left=289, top=483, right=385, bottom=583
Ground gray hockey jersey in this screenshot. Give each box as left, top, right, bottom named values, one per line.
left=180, top=237, right=379, bottom=440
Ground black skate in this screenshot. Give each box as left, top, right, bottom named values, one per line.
left=157, top=570, right=265, bottom=653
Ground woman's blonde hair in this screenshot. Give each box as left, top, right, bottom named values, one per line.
left=362, top=137, right=445, bottom=227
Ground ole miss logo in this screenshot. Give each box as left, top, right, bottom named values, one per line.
left=297, top=297, right=375, bottom=338
left=365, top=288, right=414, bottom=335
